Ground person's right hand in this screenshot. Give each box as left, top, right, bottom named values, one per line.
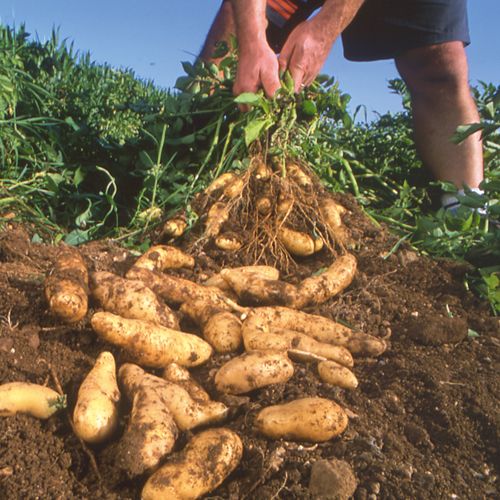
left=233, top=42, right=281, bottom=104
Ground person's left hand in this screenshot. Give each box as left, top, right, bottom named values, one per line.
left=278, top=20, right=337, bottom=92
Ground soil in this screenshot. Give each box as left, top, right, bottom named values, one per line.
left=0, top=195, right=498, bottom=500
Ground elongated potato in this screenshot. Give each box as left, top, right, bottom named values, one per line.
left=317, top=360, right=358, bottom=390
left=162, top=363, right=210, bottom=403
left=161, top=217, right=187, bottom=239
left=115, top=384, right=178, bottom=476
left=320, top=197, right=349, bottom=245
left=204, top=311, right=243, bottom=353
left=0, top=382, right=64, bottom=419
left=133, top=245, right=194, bottom=272
left=179, top=301, right=243, bottom=353
left=45, top=247, right=89, bottom=323
left=242, top=329, right=353, bottom=367
left=90, top=271, right=179, bottom=329
left=205, top=201, right=229, bottom=238
left=91, top=312, right=212, bottom=368
left=255, top=397, right=348, bottom=442
left=223, top=177, right=244, bottom=199
left=203, top=274, right=236, bottom=297
left=203, top=266, right=279, bottom=301
left=220, top=265, right=280, bottom=282
left=220, top=270, right=298, bottom=307
left=294, top=254, right=357, bottom=308
left=73, top=351, right=120, bottom=443
left=243, top=306, right=386, bottom=356
left=126, top=267, right=231, bottom=310
left=278, top=227, right=315, bottom=257
left=215, top=351, right=294, bottom=395
left=215, top=233, right=242, bottom=251
left=204, top=172, right=237, bottom=197
left=120, top=364, right=227, bottom=430
left=142, top=428, right=243, bottom=500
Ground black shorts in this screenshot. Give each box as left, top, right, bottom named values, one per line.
left=266, top=0, right=470, bottom=60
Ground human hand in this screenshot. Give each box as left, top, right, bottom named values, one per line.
left=279, top=20, right=337, bottom=92
left=233, top=42, right=281, bottom=104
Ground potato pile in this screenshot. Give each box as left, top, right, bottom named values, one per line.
left=162, top=156, right=350, bottom=270
left=2, top=190, right=387, bottom=498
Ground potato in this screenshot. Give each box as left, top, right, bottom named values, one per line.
left=288, top=163, right=313, bottom=187
left=204, top=311, right=243, bottom=353
left=243, top=306, right=386, bottom=356
left=114, top=384, right=178, bottom=476
left=317, top=360, right=358, bottom=390
left=161, top=217, right=188, bottom=240
left=223, top=177, right=244, bottom=199
left=44, top=247, right=89, bottom=323
left=294, top=254, right=357, bottom=308
left=277, top=196, right=294, bottom=217
left=215, top=233, right=242, bottom=251
left=205, top=201, right=229, bottom=237
left=126, top=267, right=231, bottom=309
left=0, top=382, right=64, bottom=419
left=320, top=197, right=349, bottom=245
left=180, top=301, right=243, bottom=354
left=73, top=351, right=120, bottom=443
left=318, top=360, right=358, bottom=389
left=255, top=397, right=348, bottom=442
left=91, top=312, right=213, bottom=368
left=256, top=197, right=272, bottom=215
left=204, top=266, right=279, bottom=301
left=90, top=271, right=179, bottom=329
left=220, top=265, right=280, bottom=282
left=243, top=307, right=353, bottom=345
left=203, top=274, right=236, bottom=297
left=142, top=428, right=243, bottom=500
left=204, top=172, right=237, bottom=196
left=278, top=226, right=315, bottom=257
left=215, top=351, right=294, bottom=395
left=133, top=245, right=194, bottom=272
left=120, top=364, right=228, bottom=431
left=254, top=159, right=272, bottom=180
left=220, top=270, right=297, bottom=307
left=180, top=299, right=224, bottom=326
left=162, top=363, right=210, bottom=403
left=242, top=328, right=353, bottom=367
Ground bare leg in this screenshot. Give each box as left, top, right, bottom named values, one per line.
left=199, top=1, right=236, bottom=62
left=395, top=42, right=483, bottom=189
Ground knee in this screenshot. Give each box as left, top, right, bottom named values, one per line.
left=395, top=42, right=470, bottom=97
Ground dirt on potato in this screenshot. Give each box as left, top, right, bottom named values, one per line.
left=0, top=195, right=498, bottom=499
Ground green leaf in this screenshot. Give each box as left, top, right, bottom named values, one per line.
left=234, top=92, right=262, bottom=105
left=244, top=118, right=269, bottom=147
left=301, top=99, right=318, bottom=117
left=64, top=229, right=91, bottom=245
left=283, top=71, right=295, bottom=93
left=181, top=61, right=196, bottom=77
left=467, top=328, right=480, bottom=338
left=73, top=167, right=85, bottom=187
left=64, top=116, right=80, bottom=131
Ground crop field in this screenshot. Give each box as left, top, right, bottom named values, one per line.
left=0, top=26, right=499, bottom=499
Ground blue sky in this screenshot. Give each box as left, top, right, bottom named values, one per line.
left=1, top=1, right=498, bottom=118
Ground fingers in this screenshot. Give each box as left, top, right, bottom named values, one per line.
left=260, top=59, right=281, bottom=98
left=279, top=39, right=308, bottom=93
